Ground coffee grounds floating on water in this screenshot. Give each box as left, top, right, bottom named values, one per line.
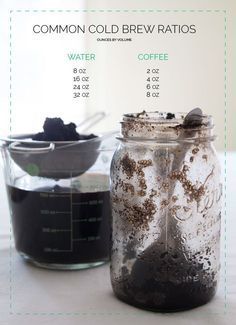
left=166, top=112, right=175, bottom=119
left=125, top=111, right=176, bottom=120
left=32, top=117, right=97, bottom=141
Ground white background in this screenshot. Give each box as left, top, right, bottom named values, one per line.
left=0, top=0, right=235, bottom=151
left=0, top=0, right=235, bottom=324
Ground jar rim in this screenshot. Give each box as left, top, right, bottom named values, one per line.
left=120, top=111, right=214, bottom=141
left=122, top=111, right=212, bottom=126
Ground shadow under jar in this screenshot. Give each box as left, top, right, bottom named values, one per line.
left=110, top=112, right=222, bottom=312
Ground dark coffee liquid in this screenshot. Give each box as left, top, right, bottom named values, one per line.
left=7, top=185, right=111, bottom=265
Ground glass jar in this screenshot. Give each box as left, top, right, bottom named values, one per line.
left=1, top=136, right=115, bottom=270
left=110, top=112, right=222, bottom=311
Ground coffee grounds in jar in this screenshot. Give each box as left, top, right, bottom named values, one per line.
left=123, top=198, right=157, bottom=229
left=169, top=167, right=205, bottom=202
left=111, top=241, right=217, bottom=311
left=120, top=154, right=137, bottom=179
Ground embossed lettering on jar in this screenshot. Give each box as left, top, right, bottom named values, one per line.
left=110, top=111, right=222, bottom=311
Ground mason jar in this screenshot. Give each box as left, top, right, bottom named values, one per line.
left=110, top=111, right=222, bottom=311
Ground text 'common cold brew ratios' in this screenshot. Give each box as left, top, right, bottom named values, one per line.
left=72, top=68, right=90, bottom=99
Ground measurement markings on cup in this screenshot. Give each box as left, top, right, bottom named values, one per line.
left=40, top=187, right=105, bottom=252
left=40, top=190, right=74, bottom=253
left=71, top=197, right=103, bottom=242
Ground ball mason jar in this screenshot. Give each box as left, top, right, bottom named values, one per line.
left=110, top=112, right=222, bottom=311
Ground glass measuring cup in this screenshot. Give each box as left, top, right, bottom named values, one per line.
left=1, top=135, right=116, bottom=270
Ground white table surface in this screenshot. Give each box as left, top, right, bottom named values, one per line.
left=0, top=152, right=235, bottom=325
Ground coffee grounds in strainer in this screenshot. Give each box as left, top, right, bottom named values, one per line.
left=32, top=117, right=97, bottom=141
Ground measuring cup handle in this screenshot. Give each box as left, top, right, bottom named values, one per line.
left=9, top=141, right=55, bottom=154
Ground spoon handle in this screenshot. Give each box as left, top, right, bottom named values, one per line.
left=77, top=111, right=107, bottom=132
left=55, top=130, right=118, bottom=150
